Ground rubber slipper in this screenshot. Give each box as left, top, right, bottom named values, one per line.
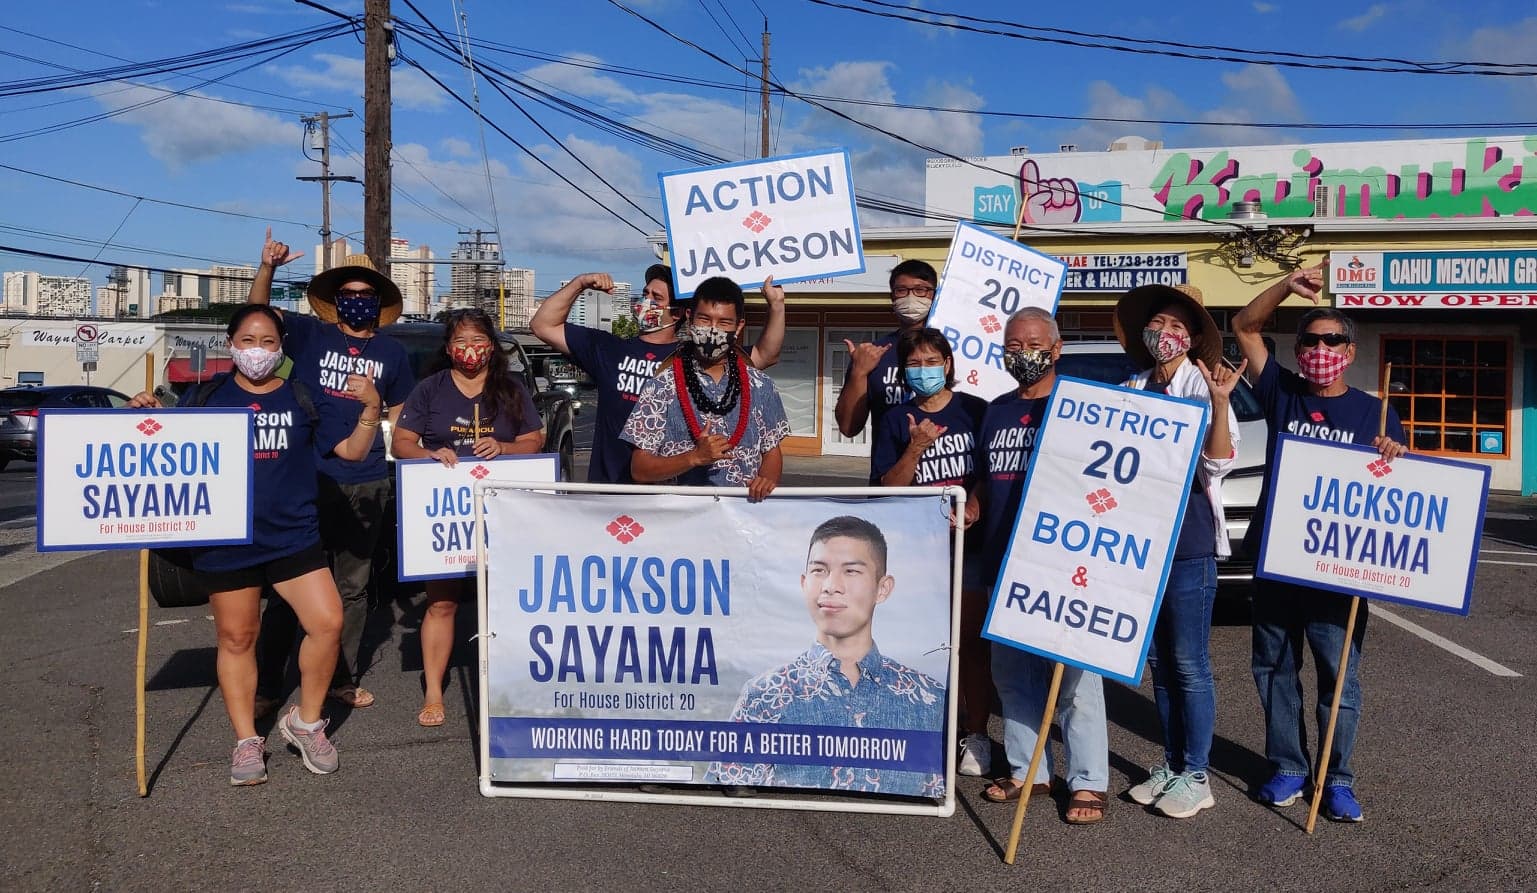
left=982, top=778, right=1051, bottom=803
left=417, top=702, right=445, bottom=727
left=328, top=685, right=376, bottom=708
left=1065, top=790, right=1109, bottom=825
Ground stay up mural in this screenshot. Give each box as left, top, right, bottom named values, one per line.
left=923, top=136, right=1537, bottom=225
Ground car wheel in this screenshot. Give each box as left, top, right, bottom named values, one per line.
left=0, top=459, right=8, bottom=472
left=560, top=434, right=574, bottom=482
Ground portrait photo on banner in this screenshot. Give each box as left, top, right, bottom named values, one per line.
left=481, top=490, right=954, bottom=794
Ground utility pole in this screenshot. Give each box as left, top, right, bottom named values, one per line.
left=759, top=21, right=771, bottom=158
left=364, top=0, right=393, bottom=274
left=297, top=110, right=356, bottom=273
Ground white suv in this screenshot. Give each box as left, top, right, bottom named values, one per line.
left=1055, top=341, right=1267, bottom=582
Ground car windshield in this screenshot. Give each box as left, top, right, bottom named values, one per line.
left=1055, top=352, right=1264, bottom=423
left=0, top=391, right=48, bottom=409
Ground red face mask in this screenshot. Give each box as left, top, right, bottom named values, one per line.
left=1298, top=346, right=1350, bottom=386
left=450, top=342, right=493, bottom=372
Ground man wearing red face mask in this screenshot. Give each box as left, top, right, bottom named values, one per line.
left=1232, top=265, right=1407, bottom=824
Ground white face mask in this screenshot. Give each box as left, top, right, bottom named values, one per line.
left=893, top=295, right=932, bottom=323
left=231, top=345, right=284, bottom=380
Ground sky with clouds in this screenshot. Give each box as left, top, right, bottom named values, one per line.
left=1, top=0, right=1534, bottom=302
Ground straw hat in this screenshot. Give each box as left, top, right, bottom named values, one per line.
left=305, top=253, right=403, bottom=326
left=1114, top=283, right=1223, bottom=372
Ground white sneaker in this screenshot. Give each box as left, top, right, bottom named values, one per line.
left=957, top=734, right=991, bottom=777
left=1127, top=763, right=1175, bottom=806
left=1154, top=771, right=1216, bottom=819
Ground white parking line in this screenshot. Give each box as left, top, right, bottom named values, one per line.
left=1374, top=608, right=1522, bottom=677
left=1479, top=549, right=1537, bottom=556
left=1476, top=559, right=1537, bottom=567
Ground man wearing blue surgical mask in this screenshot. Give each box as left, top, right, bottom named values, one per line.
left=532, top=265, right=786, bottom=484
left=245, top=230, right=416, bottom=715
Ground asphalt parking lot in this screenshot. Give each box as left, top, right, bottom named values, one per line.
left=1, top=460, right=1532, bottom=891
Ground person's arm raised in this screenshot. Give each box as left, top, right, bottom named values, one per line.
left=748, top=276, right=786, bottom=370
left=1232, top=264, right=1323, bottom=380
left=531, top=272, right=612, bottom=355
left=247, top=226, right=305, bottom=308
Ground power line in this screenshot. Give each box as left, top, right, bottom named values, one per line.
left=458, top=41, right=1537, bottom=132
left=804, top=0, right=1537, bottom=77
left=0, top=242, right=307, bottom=287
left=695, top=0, right=755, bottom=59
left=0, top=162, right=317, bottom=230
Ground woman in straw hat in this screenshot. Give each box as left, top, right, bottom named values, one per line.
left=1113, top=283, right=1246, bottom=820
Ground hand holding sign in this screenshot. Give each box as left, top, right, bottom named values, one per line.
left=1371, top=434, right=1407, bottom=461
left=127, top=390, right=162, bottom=409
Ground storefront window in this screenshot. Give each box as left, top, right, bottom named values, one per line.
left=1383, top=336, right=1510, bottom=457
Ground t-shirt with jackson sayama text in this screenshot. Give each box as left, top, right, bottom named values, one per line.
left=841, top=331, right=907, bottom=483
left=1244, top=355, right=1406, bottom=556
left=282, top=312, right=415, bottom=485
left=564, top=325, right=678, bottom=484
left=193, top=376, right=346, bottom=573
left=871, top=391, right=987, bottom=488
left=973, top=392, right=1049, bottom=585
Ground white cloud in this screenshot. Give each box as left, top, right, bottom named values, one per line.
left=1186, top=64, right=1304, bottom=145
left=521, top=56, right=639, bottom=105
left=1337, top=3, right=1389, bottom=31
left=90, top=83, right=297, bottom=167
left=792, top=62, right=984, bottom=156
left=1057, top=80, right=1184, bottom=154
left=439, top=137, right=475, bottom=158
left=267, top=53, right=446, bottom=110
left=1442, top=16, right=1537, bottom=106
left=1253, top=1, right=1276, bottom=12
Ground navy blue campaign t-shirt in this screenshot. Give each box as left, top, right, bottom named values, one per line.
left=1244, top=355, right=1406, bottom=555
left=871, top=391, right=987, bottom=487
left=564, top=326, right=677, bottom=484
left=1146, top=380, right=1216, bottom=560
left=974, top=393, right=1050, bottom=584
left=282, top=313, right=414, bottom=484
left=194, top=377, right=331, bottom=573
left=395, top=369, right=541, bottom=454
left=841, top=331, right=908, bottom=482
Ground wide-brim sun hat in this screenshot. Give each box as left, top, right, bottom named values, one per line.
left=305, top=253, right=404, bottom=326
left=1114, top=282, right=1223, bottom=372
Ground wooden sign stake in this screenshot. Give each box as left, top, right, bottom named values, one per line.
left=1003, top=661, right=1064, bottom=864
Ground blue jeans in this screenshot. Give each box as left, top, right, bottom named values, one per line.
left=1148, top=556, right=1218, bottom=774
left=1251, top=578, right=1368, bottom=788
left=991, top=643, right=1108, bottom=792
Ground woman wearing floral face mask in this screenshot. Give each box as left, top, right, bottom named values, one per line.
left=1112, top=284, right=1246, bottom=819
left=126, top=304, right=384, bottom=786
left=392, top=308, right=545, bottom=727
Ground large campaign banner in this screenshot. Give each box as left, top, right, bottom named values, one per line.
left=982, top=377, right=1208, bottom=685
left=929, top=222, right=1067, bottom=401
left=395, top=455, right=560, bottom=581
left=1256, top=436, right=1489, bottom=614
left=480, top=487, right=955, bottom=801
left=658, top=149, right=865, bottom=298
left=37, top=409, right=253, bottom=551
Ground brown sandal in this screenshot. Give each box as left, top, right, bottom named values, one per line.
left=328, top=685, right=375, bottom=708
left=417, top=702, right=445, bottom=727
left=982, top=778, right=1052, bottom=803
left=1065, top=789, right=1109, bottom=824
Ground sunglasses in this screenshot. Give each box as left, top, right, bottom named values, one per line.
left=337, top=288, right=378, bottom=299
left=1298, top=332, right=1352, bottom=348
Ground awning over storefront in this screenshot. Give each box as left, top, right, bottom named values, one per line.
left=166, top=357, right=233, bottom=382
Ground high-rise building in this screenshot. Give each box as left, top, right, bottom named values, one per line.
left=559, top=279, right=630, bottom=331
left=209, top=265, right=256, bottom=304
left=3, top=271, right=37, bottom=313
left=449, top=233, right=501, bottom=314
left=313, top=238, right=352, bottom=274
left=390, top=237, right=436, bottom=318
left=498, top=268, right=536, bottom=329
left=97, top=266, right=152, bottom=318
left=29, top=274, right=95, bottom=317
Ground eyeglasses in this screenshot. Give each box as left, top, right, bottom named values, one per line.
left=892, top=286, right=934, bottom=298
left=337, top=288, right=378, bottom=299
left=1298, top=332, right=1352, bottom=348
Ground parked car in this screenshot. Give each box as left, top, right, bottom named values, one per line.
left=0, top=386, right=132, bottom=471
left=1054, top=341, right=1267, bottom=582
left=379, top=322, right=577, bottom=481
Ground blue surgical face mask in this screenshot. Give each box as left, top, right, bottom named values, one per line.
left=904, top=365, right=947, bottom=396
